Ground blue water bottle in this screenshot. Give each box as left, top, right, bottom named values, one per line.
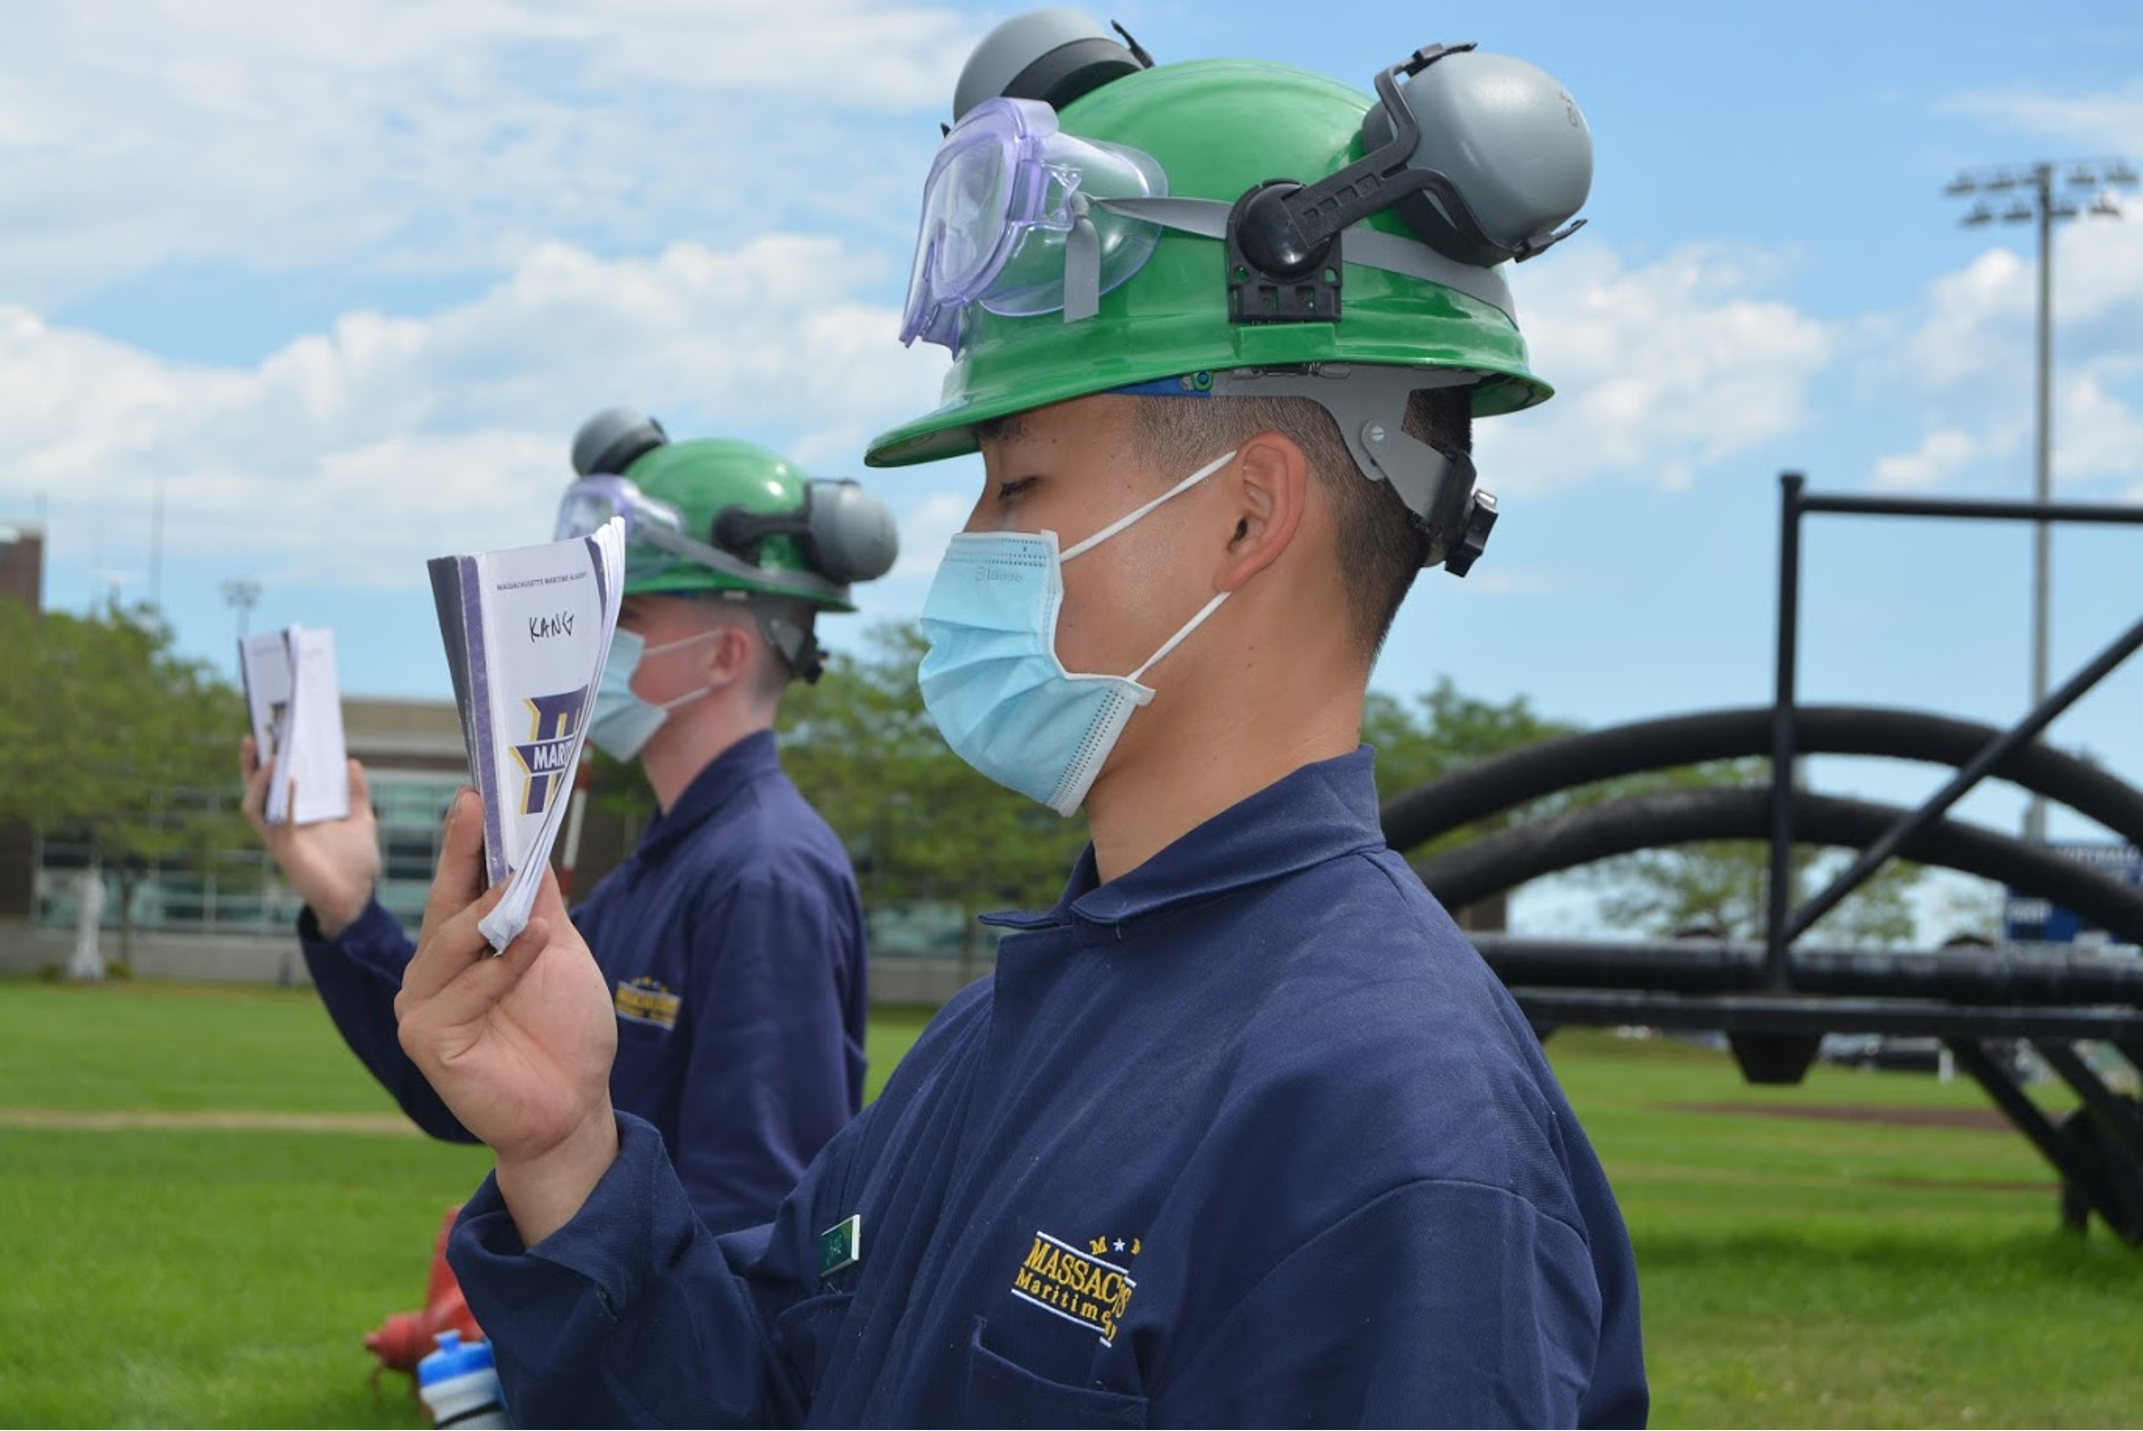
left=416, top=1330, right=511, bottom=1429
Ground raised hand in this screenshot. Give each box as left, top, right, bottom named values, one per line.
left=238, top=735, right=381, bottom=937
left=396, top=789, right=619, bottom=1246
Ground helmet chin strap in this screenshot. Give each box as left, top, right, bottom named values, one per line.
left=757, top=611, right=825, bottom=685
left=1207, top=364, right=1497, bottom=576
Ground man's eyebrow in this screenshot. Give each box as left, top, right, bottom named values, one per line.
left=975, top=413, right=1030, bottom=447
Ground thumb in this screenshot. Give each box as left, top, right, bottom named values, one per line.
left=347, top=759, right=371, bottom=812
left=419, top=788, right=488, bottom=939
left=529, top=864, right=571, bottom=929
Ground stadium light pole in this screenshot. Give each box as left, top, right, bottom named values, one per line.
left=1942, top=157, right=2137, bottom=843
left=218, top=577, right=262, bottom=671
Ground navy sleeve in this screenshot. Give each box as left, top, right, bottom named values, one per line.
left=1154, top=1179, right=1648, bottom=1429
left=300, top=899, right=477, bottom=1144
left=448, top=1113, right=812, bottom=1429
left=668, top=874, right=866, bottom=1231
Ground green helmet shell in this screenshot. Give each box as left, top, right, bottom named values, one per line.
left=867, top=58, right=1552, bottom=468
left=620, top=438, right=857, bottom=612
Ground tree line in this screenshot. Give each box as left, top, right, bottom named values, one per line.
left=0, top=603, right=1925, bottom=958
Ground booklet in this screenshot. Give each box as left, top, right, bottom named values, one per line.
left=238, top=625, right=351, bottom=826
left=429, top=520, right=625, bottom=952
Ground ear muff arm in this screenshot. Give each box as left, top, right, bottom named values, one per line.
left=710, top=481, right=900, bottom=588
left=1228, top=43, right=1587, bottom=311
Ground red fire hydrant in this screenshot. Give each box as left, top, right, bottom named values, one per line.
left=365, top=1205, right=486, bottom=1376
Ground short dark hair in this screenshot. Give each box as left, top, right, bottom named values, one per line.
left=1132, top=384, right=1472, bottom=657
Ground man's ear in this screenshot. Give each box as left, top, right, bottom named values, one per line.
left=701, top=619, right=752, bottom=686
left=1215, top=429, right=1309, bottom=593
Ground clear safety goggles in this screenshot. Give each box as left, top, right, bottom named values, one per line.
left=554, top=474, right=841, bottom=601
left=900, top=96, right=1168, bottom=350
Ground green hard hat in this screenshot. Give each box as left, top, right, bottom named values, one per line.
left=625, top=438, right=845, bottom=605
left=867, top=56, right=1559, bottom=469
left=567, top=408, right=900, bottom=611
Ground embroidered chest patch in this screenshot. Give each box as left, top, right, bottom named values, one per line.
left=1009, top=1229, right=1140, bottom=1345
left=613, top=977, right=682, bottom=1030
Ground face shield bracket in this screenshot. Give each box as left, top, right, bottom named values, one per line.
left=1207, top=364, right=1496, bottom=575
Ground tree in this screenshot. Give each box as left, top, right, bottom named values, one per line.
left=778, top=622, right=1089, bottom=976
left=1364, top=693, right=1926, bottom=946
left=1364, top=679, right=1579, bottom=831
left=0, top=600, right=245, bottom=968
left=1573, top=759, right=1923, bottom=947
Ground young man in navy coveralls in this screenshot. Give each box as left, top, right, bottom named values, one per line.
left=392, top=15, right=1647, bottom=1426
left=242, top=413, right=895, bottom=1233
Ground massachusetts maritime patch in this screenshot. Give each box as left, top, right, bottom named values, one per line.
left=613, top=977, right=681, bottom=1030
left=1010, top=1230, right=1139, bottom=1345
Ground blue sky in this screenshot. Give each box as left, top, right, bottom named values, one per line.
left=6, top=1, right=2141, bottom=925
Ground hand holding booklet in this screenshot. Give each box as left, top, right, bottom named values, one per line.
left=239, top=624, right=350, bottom=826
left=429, top=519, right=625, bottom=952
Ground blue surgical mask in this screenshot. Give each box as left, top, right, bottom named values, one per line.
left=918, top=450, right=1237, bottom=815
left=588, top=627, right=721, bottom=761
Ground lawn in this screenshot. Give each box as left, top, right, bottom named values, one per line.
left=1, top=978, right=2136, bottom=1427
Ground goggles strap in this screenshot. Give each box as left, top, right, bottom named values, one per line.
left=1063, top=191, right=1102, bottom=323
left=637, top=524, right=850, bottom=605
left=1097, top=196, right=1516, bottom=321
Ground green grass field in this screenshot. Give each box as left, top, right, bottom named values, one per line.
left=0, top=978, right=2135, bottom=1428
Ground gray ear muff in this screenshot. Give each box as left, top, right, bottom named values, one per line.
left=952, top=7, right=1151, bottom=123
left=571, top=407, right=669, bottom=477
left=805, top=481, right=901, bottom=586
left=1359, top=49, right=1593, bottom=268
left=711, top=480, right=900, bottom=589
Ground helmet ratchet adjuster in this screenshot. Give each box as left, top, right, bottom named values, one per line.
left=1225, top=42, right=1587, bottom=327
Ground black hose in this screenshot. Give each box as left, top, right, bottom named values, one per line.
left=1413, top=787, right=2143, bottom=946
left=1380, top=705, right=2143, bottom=853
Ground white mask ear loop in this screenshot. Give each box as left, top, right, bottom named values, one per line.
left=640, top=627, right=725, bottom=660
left=638, top=626, right=729, bottom=711
left=1060, top=449, right=1238, bottom=562
left=1129, top=590, right=1230, bottom=682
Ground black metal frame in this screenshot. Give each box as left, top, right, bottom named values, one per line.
left=1765, top=475, right=2143, bottom=983
left=1766, top=477, right=2143, bottom=1239
left=1510, top=475, right=2143, bottom=1240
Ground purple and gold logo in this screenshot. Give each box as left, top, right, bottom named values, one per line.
left=511, top=688, right=586, bottom=816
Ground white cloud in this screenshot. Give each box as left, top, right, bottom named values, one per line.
left=1873, top=428, right=1982, bottom=491
left=890, top=490, right=976, bottom=581
left=1870, top=220, right=2143, bottom=495
left=2057, top=369, right=2143, bottom=484
left=1901, top=223, right=2143, bottom=394
left=0, top=0, right=968, bottom=308
left=1939, top=79, right=2143, bottom=154
left=0, top=235, right=947, bottom=589
left=1474, top=243, right=1833, bottom=496
left=1459, top=566, right=1575, bottom=598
